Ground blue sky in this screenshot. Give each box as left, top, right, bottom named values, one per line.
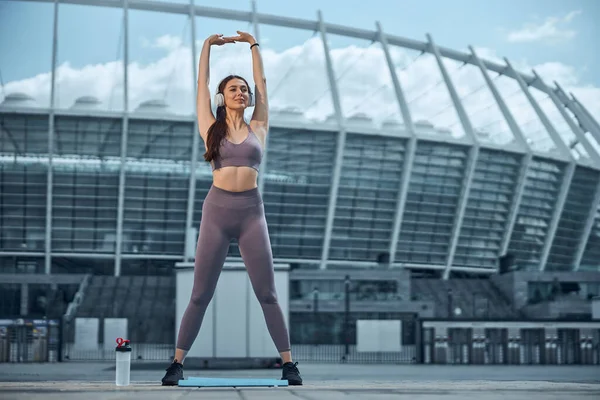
left=0, top=0, right=598, bottom=154
left=1, top=0, right=598, bottom=84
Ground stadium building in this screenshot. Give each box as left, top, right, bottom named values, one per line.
left=1, top=0, right=599, bottom=365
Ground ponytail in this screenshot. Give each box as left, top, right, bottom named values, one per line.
left=203, top=105, right=227, bottom=162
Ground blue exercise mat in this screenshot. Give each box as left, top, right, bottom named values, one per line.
left=178, top=377, right=288, bottom=387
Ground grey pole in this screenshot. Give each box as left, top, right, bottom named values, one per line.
left=427, top=34, right=480, bottom=280
left=504, top=59, right=572, bottom=160
left=45, top=0, right=59, bottom=274
left=317, top=10, right=347, bottom=270
left=251, top=0, right=269, bottom=196
left=114, top=0, right=129, bottom=276
left=571, top=94, right=600, bottom=135
left=468, top=46, right=532, bottom=263
left=567, top=92, right=600, bottom=144
left=532, top=70, right=600, bottom=166
left=184, top=0, right=199, bottom=262
left=376, top=21, right=417, bottom=267
left=251, top=0, right=261, bottom=44
left=553, top=82, right=600, bottom=149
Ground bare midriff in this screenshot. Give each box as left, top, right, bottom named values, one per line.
left=212, top=166, right=258, bottom=192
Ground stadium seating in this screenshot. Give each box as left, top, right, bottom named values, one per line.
left=75, top=274, right=175, bottom=345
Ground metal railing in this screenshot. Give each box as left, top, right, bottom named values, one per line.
left=63, top=274, right=92, bottom=322
left=2, top=316, right=600, bottom=365
left=0, top=318, right=61, bottom=363
left=421, top=319, right=600, bottom=365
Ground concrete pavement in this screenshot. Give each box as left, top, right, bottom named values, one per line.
left=0, top=362, right=598, bottom=399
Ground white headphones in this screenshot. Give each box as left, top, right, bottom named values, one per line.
left=214, top=88, right=255, bottom=108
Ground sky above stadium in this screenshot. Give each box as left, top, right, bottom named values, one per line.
left=0, top=0, right=598, bottom=152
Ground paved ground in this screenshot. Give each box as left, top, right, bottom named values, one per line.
left=1, top=362, right=599, bottom=399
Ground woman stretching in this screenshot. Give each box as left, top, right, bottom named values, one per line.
left=160, top=31, right=302, bottom=386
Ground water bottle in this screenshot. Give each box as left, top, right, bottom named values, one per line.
left=115, top=338, right=132, bottom=386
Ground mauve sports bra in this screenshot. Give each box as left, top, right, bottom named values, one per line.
left=210, top=126, right=263, bottom=172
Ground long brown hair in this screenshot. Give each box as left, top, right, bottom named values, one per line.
left=203, top=75, right=252, bottom=162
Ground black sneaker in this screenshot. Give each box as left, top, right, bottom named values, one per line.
left=281, top=361, right=303, bottom=386
left=161, top=360, right=184, bottom=386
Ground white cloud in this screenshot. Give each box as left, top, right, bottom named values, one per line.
left=1, top=34, right=599, bottom=156
left=141, top=34, right=184, bottom=52
left=507, top=10, right=581, bottom=44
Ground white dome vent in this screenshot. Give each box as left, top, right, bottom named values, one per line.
left=71, top=96, right=102, bottom=110
left=135, top=99, right=171, bottom=114
left=1, top=92, right=37, bottom=108
left=346, top=112, right=375, bottom=130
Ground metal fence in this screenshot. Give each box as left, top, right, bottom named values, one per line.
left=59, top=316, right=173, bottom=362
left=62, top=342, right=173, bottom=362
left=0, top=318, right=61, bottom=362
left=3, top=317, right=600, bottom=365
left=421, top=320, right=600, bottom=365
left=292, top=344, right=417, bottom=364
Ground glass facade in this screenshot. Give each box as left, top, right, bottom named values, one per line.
left=395, top=141, right=468, bottom=265
left=261, top=128, right=337, bottom=259
left=330, top=134, right=407, bottom=261
left=507, top=157, right=568, bottom=270
left=455, top=149, right=522, bottom=269
left=1, top=109, right=599, bottom=273
left=122, top=171, right=188, bottom=256
left=123, top=120, right=192, bottom=256
left=1, top=114, right=50, bottom=252
left=0, top=113, right=49, bottom=154
left=580, top=201, right=600, bottom=271
left=546, top=166, right=600, bottom=271
left=52, top=168, right=119, bottom=253
left=50, top=116, right=122, bottom=253
left=1, top=162, right=47, bottom=252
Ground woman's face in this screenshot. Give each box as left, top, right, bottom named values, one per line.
left=224, top=78, right=250, bottom=110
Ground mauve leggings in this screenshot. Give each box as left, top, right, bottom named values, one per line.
left=176, top=185, right=291, bottom=353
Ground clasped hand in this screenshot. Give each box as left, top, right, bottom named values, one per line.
left=208, top=31, right=256, bottom=46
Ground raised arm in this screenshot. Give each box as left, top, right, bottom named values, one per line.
left=229, top=31, right=269, bottom=140
left=248, top=36, right=268, bottom=130
left=196, top=34, right=235, bottom=143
